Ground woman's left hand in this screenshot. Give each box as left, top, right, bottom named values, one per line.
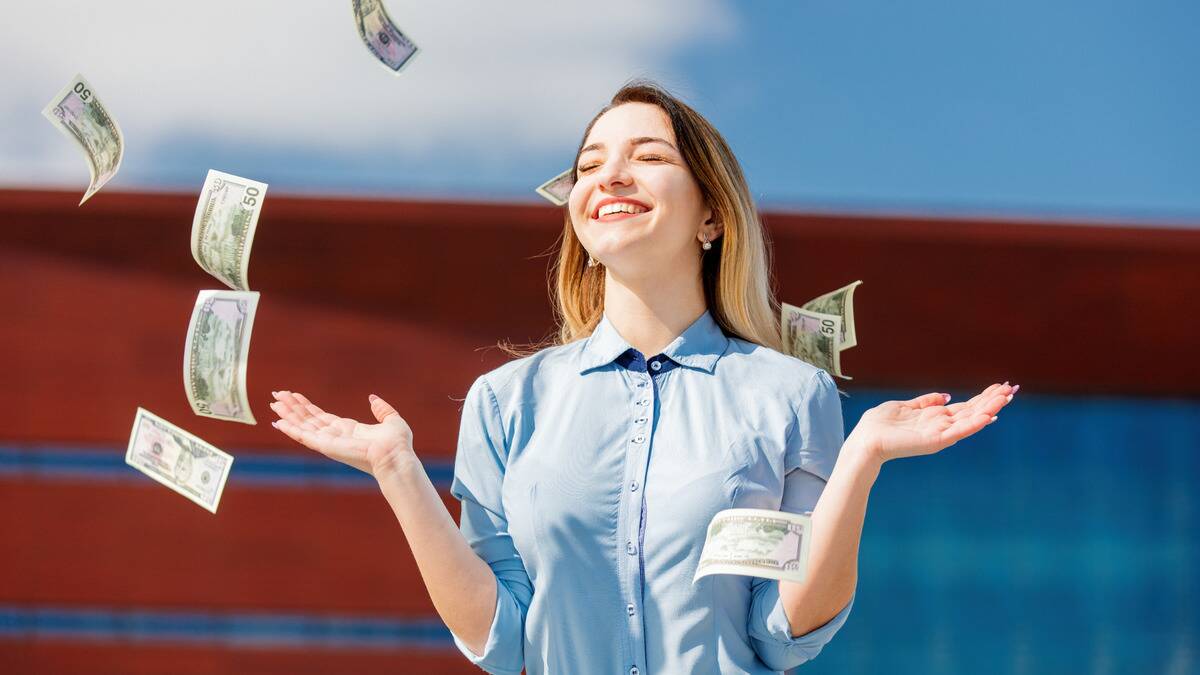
left=845, top=382, right=1019, bottom=464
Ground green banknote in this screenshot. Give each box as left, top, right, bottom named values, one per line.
left=694, top=508, right=813, bottom=585
left=183, top=290, right=259, bottom=425
left=125, top=408, right=234, bottom=513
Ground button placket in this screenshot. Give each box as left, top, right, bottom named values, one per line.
left=620, top=356, right=659, bottom=674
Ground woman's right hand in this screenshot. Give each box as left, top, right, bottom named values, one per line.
left=269, top=391, right=417, bottom=478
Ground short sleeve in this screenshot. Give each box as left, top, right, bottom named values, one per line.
left=447, top=376, right=531, bottom=675
left=748, top=368, right=854, bottom=671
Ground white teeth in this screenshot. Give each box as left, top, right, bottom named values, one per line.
left=597, top=202, right=648, bottom=217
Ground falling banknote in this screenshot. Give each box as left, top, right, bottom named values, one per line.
left=184, top=290, right=260, bottom=425
left=781, top=279, right=863, bottom=379
left=535, top=168, right=574, bottom=206
left=191, top=170, right=268, bottom=291
left=125, top=408, right=234, bottom=513
left=694, top=508, right=814, bottom=585
left=801, top=280, right=862, bottom=351
left=352, top=0, right=419, bottom=74
left=41, top=73, right=124, bottom=205
left=781, top=304, right=845, bottom=378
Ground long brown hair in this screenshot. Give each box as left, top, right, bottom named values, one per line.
left=505, top=81, right=782, bottom=356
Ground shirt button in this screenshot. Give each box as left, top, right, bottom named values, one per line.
left=632, top=434, right=645, bottom=444
left=627, top=603, right=636, bottom=616
left=626, top=541, right=637, bottom=556
left=629, top=480, right=639, bottom=491
left=650, top=360, right=662, bottom=371
left=635, top=417, right=647, bottom=424
left=631, top=667, right=640, bottom=675
left=638, top=399, right=649, bottom=406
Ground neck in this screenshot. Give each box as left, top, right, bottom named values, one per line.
left=601, top=264, right=707, bottom=356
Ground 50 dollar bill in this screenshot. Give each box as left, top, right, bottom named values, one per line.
left=694, top=508, right=813, bottom=585
left=184, top=290, right=259, bottom=425
left=535, top=168, right=574, bottom=206
left=352, top=0, right=419, bottom=74
left=42, top=73, right=124, bottom=205
left=191, top=169, right=268, bottom=291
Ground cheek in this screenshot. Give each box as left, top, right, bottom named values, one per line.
left=649, top=175, right=705, bottom=230
left=567, top=183, right=591, bottom=235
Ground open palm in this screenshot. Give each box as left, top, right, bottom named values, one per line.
left=269, top=391, right=415, bottom=477
left=847, top=382, right=1018, bottom=463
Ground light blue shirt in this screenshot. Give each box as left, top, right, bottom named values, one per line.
left=449, top=309, right=855, bottom=674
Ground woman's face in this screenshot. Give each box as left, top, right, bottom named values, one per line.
left=569, top=102, right=712, bottom=279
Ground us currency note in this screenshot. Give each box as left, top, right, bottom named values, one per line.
left=191, top=170, right=268, bottom=291
left=535, top=168, right=574, bottom=206
left=694, top=508, right=813, bottom=585
left=41, top=74, right=124, bottom=205
left=125, top=407, right=234, bottom=513
left=781, top=304, right=846, bottom=379
left=184, top=290, right=259, bottom=425
left=801, top=280, right=862, bottom=351
left=352, top=0, right=419, bottom=73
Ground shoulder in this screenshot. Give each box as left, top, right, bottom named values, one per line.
left=720, top=336, right=833, bottom=405
left=470, top=338, right=587, bottom=405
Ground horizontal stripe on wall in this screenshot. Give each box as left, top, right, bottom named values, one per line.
left=0, top=605, right=453, bottom=651
left=0, top=446, right=454, bottom=491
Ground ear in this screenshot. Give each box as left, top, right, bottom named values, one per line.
left=702, top=207, right=724, bottom=240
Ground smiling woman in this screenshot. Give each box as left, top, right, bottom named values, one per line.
left=552, top=82, right=782, bottom=353
left=268, top=81, right=1016, bottom=675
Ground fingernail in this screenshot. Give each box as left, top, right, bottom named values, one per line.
left=1012, top=384, right=1020, bottom=394
left=369, top=394, right=379, bottom=402
left=1005, top=394, right=1013, bottom=403
left=943, top=393, right=952, bottom=403
left=1003, top=381, right=1009, bottom=386
left=271, top=421, right=279, bottom=429
left=989, top=416, right=999, bottom=423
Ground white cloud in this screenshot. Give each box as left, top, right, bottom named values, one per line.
left=0, top=0, right=737, bottom=191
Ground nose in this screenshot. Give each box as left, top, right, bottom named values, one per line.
left=595, top=156, right=633, bottom=192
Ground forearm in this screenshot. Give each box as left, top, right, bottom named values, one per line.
left=780, top=439, right=881, bottom=637
left=375, top=458, right=498, bottom=655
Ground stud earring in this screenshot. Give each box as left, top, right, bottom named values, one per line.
left=701, top=234, right=712, bottom=251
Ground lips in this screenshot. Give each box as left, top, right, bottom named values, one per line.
left=591, top=197, right=652, bottom=220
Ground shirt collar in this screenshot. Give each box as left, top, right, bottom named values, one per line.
left=577, top=309, right=730, bottom=374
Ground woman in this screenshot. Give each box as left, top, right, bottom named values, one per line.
left=268, top=82, right=1017, bottom=674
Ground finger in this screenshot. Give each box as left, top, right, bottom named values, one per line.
left=279, top=391, right=324, bottom=426
left=946, top=382, right=1007, bottom=414
left=271, top=394, right=321, bottom=431
left=940, top=415, right=991, bottom=445
left=290, top=392, right=343, bottom=429
left=270, top=395, right=312, bottom=426
left=290, top=392, right=331, bottom=419
left=950, top=383, right=1019, bottom=418
left=368, top=394, right=400, bottom=423
left=269, top=401, right=320, bottom=432
left=272, top=416, right=314, bottom=448
left=906, top=392, right=951, bottom=409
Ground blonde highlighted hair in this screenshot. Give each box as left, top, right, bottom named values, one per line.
left=507, top=81, right=783, bottom=356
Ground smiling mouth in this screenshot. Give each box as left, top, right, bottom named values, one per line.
left=593, top=201, right=651, bottom=221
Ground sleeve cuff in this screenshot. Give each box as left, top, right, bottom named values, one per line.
left=749, top=581, right=855, bottom=669
left=449, top=576, right=526, bottom=675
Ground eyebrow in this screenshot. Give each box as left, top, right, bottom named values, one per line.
left=579, top=136, right=677, bottom=155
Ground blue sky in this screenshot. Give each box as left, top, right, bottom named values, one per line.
left=3, top=1, right=1197, bottom=225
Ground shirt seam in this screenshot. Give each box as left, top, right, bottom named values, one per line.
left=479, top=376, right=510, bottom=455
